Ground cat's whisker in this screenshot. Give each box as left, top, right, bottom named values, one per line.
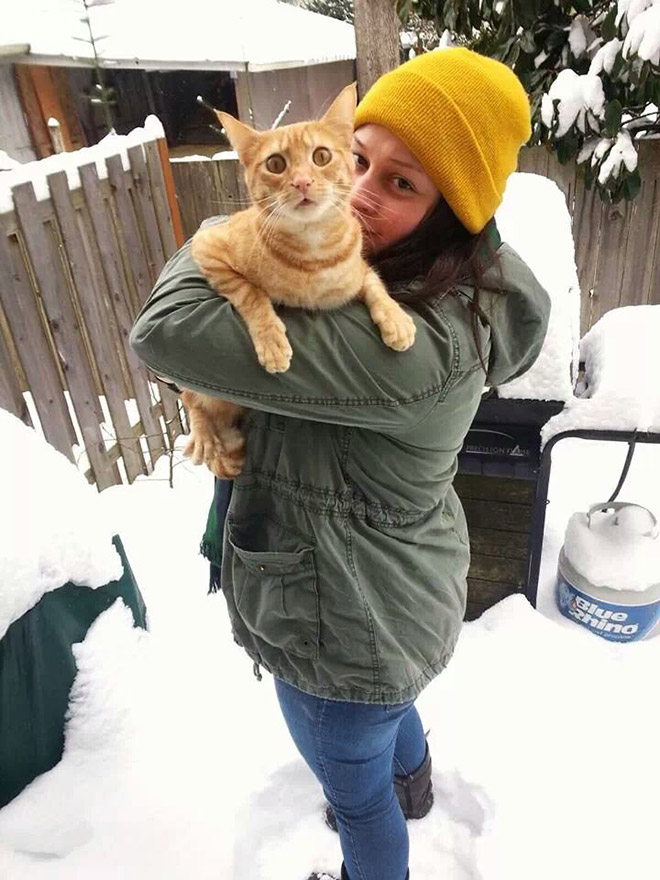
left=333, top=193, right=386, bottom=218
left=254, top=196, right=288, bottom=275
left=248, top=200, right=279, bottom=266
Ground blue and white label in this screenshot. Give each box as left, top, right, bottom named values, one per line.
left=556, top=574, right=660, bottom=642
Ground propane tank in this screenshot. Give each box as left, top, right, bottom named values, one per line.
left=556, top=502, right=660, bottom=642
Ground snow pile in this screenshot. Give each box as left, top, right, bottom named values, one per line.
left=0, top=409, right=122, bottom=640
left=564, top=504, right=660, bottom=592
left=0, top=115, right=165, bottom=214
left=542, top=304, right=660, bottom=443
left=495, top=172, right=580, bottom=402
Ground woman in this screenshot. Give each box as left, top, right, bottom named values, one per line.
left=130, top=49, right=550, bottom=880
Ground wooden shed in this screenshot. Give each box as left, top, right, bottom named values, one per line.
left=0, top=0, right=356, bottom=160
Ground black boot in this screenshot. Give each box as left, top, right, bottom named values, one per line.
left=324, top=743, right=433, bottom=832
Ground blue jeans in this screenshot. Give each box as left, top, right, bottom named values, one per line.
left=274, top=678, right=427, bottom=880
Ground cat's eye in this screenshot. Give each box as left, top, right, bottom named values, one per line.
left=266, top=154, right=286, bottom=174
left=313, top=147, right=332, bottom=167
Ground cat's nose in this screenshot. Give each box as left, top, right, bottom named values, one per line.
left=292, top=178, right=312, bottom=196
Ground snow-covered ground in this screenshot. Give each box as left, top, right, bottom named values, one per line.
left=0, top=425, right=658, bottom=880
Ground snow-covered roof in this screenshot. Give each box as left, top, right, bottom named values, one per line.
left=1, top=0, right=356, bottom=72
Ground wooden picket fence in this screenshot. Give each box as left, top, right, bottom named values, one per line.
left=172, top=142, right=660, bottom=334
left=0, top=136, right=187, bottom=490
left=518, top=141, right=660, bottom=333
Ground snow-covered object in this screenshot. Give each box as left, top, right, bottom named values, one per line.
left=596, top=130, right=638, bottom=182
left=0, top=409, right=123, bottom=641
left=0, top=116, right=164, bottom=215
left=589, top=38, right=623, bottom=75
left=564, top=505, right=660, bottom=591
left=3, top=0, right=356, bottom=73
left=0, top=151, right=22, bottom=172
left=568, top=15, right=590, bottom=59
left=494, top=173, right=580, bottom=402
left=541, top=69, right=606, bottom=137
left=542, top=304, right=660, bottom=444
left=623, top=3, right=660, bottom=65
left=170, top=150, right=238, bottom=163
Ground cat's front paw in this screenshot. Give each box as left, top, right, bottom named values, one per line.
left=254, top=323, right=293, bottom=373
left=374, top=305, right=416, bottom=352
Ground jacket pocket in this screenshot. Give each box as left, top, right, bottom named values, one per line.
left=227, top=520, right=319, bottom=659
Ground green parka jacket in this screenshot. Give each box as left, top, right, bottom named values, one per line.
left=130, top=219, right=550, bottom=704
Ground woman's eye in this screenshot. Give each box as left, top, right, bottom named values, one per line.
left=266, top=154, right=286, bottom=174
left=353, top=152, right=367, bottom=169
left=394, top=177, right=413, bottom=191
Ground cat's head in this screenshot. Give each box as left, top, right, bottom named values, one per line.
left=216, top=83, right=357, bottom=226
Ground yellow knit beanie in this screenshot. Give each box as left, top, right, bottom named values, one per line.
left=353, top=47, right=531, bottom=234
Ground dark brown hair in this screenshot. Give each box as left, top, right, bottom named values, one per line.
left=368, top=198, right=502, bottom=370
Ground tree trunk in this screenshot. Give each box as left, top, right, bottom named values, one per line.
left=353, top=0, right=400, bottom=100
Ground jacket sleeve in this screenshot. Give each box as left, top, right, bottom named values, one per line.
left=129, top=237, right=456, bottom=433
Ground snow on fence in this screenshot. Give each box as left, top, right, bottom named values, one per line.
left=171, top=143, right=660, bottom=335
left=0, top=119, right=187, bottom=490
left=519, top=141, right=660, bottom=333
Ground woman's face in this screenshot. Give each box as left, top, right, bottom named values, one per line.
left=350, top=124, right=440, bottom=255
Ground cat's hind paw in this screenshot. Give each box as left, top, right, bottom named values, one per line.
left=184, top=427, right=245, bottom=479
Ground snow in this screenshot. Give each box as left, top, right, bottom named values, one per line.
left=542, top=304, right=660, bottom=443
left=170, top=151, right=238, bottom=163
left=541, top=68, right=606, bottom=137
left=595, top=129, right=638, bottom=183
left=589, top=37, right=623, bottom=75
left=0, top=429, right=658, bottom=879
left=568, top=15, right=589, bottom=58
left=564, top=504, right=660, bottom=591
left=3, top=0, right=356, bottom=72
left=495, top=173, right=580, bottom=402
left=0, top=410, right=122, bottom=641
left=623, top=3, right=660, bottom=64
left=0, top=115, right=165, bottom=214
left=0, top=151, right=22, bottom=172
left=617, top=0, right=660, bottom=28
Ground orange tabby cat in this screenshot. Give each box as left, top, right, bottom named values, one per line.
left=182, top=82, right=416, bottom=478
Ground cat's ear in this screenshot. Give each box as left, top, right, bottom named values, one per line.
left=320, top=82, right=357, bottom=145
left=216, top=111, right=262, bottom=163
